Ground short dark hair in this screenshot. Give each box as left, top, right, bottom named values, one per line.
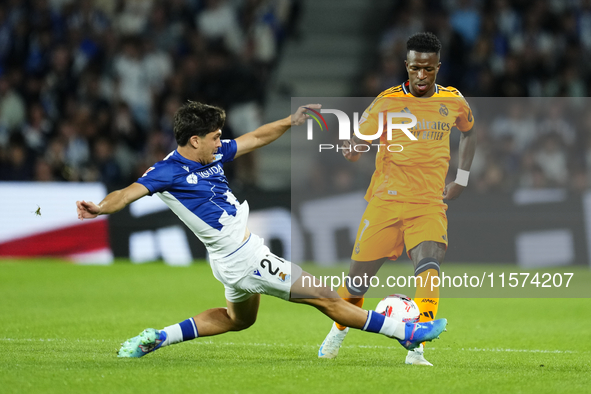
left=406, top=32, right=441, bottom=55
left=173, top=101, right=226, bottom=146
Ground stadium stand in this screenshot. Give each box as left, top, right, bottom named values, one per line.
left=1, top=0, right=591, bottom=192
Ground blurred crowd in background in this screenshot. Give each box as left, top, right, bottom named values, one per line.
left=357, top=0, right=591, bottom=194
left=1, top=0, right=591, bottom=193
left=0, top=0, right=299, bottom=188
left=362, top=0, right=591, bottom=98
left=454, top=98, right=591, bottom=193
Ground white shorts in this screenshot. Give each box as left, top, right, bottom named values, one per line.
left=209, top=233, right=303, bottom=303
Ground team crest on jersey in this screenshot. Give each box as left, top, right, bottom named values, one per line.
left=214, top=153, right=223, bottom=161
left=186, top=173, right=198, bottom=184
left=278, top=272, right=290, bottom=282
left=439, top=104, right=449, bottom=117
left=142, top=167, right=155, bottom=177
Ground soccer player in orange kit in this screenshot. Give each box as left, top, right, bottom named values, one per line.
left=318, top=32, right=476, bottom=366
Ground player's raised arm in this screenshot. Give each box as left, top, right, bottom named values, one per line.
left=234, top=104, right=321, bottom=158
left=443, top=127, right=476, bottom=200
left=76, top=182, right=150, bottom=220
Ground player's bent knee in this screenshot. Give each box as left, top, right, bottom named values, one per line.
left=231, top=316, right=257, bottom=331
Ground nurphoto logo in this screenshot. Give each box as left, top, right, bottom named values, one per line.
left=304, top=107, right=418, bottom=152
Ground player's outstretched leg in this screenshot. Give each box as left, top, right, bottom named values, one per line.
left=291, top=272, right=447, bottom=356
left=318, top=259, right=385, bottom=359
left=117, top=294, right=260, bottom=358
left=408, top=243, right=445, bottom=365
left=319, top=318, right=447, bottom=359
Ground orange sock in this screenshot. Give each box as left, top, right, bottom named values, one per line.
left=414, top=268, right=440, bottom=323
left=335, top=284, right=364, bottom=331
left=414, top=268, right=440, bottom=348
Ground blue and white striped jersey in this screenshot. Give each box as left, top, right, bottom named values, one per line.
left=136, top=140, right=250, bottom=260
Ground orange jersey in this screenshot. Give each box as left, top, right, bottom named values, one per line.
left=358, top=81, right=474, bottom=204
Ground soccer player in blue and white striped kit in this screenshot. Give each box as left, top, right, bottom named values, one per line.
left=76, top=101, right=447, bottom=358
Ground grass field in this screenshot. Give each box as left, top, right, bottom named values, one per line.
left=1, top=260, right=590, bottom=394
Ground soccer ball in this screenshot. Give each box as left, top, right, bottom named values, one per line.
left=375, top=294, right=420, bottom=323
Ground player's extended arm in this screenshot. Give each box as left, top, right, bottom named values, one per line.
left=234, top=104, right=321, bottom=158
left=443, top=128, right=477, bottom=200
left=76, top=182, right=150, bottom=220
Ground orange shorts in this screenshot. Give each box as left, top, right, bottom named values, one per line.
left=351, top=197, right=448, bottom=262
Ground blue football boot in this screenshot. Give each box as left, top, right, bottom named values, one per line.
left=398, top=318, right=447, bottom=350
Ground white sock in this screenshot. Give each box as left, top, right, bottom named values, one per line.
left=162, top=324, right=183, bottom=347
left=379, top=316, right=406, bottom=340
left=161, top=317, right=199, bottom=347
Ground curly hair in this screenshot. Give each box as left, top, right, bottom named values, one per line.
left=406, top=32, right=442, bottom=55
left=173, top=101, right=226, bottom=146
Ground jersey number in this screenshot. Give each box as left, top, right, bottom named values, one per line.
left=260, top=257, right=284, bottom=276
left=359, top=219, right=370, bottom=241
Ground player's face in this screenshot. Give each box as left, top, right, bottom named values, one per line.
left=405, top=51, right=441, bottom=97
left=197, top=129, right=222, bottom=164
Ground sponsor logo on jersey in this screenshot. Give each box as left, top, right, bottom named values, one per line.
left=214, top=153, right=223, bottom=161
left=142, top=167, right=155, bottom=177
left=186, top=173, right=198, bottom=184
left=409, top=119, right=451, bottom=132
left=355, top=242, right=360, bottom=254
left=441, top=234, right=447, bottom=242
left=182, top=165, right=190, bottom=172
left=196, top=163, right=224, bottom=178
left=253, top=269, right=261, bottom=277
left=439, top=104, right=449, bottom=116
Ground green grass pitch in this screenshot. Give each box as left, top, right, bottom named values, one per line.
left=1, top=261, right=590, bottom=394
